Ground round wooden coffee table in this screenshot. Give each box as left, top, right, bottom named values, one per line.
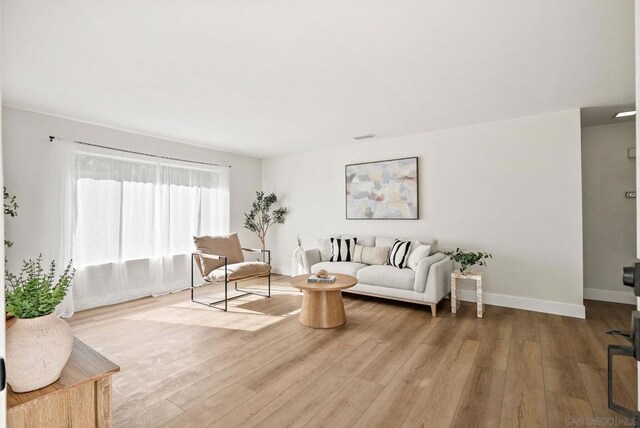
left=289, top=274, right=357, bottom=328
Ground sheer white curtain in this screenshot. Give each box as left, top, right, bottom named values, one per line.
left=52, top=140, right=230, bottom=313
left=51, top=139, right=77, bottom=317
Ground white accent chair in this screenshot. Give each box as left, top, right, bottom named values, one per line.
left=301, top=235, right=453, bottom=316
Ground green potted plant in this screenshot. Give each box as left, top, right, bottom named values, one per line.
left=444, top=248, right=493, bottom=275
left=5, top=255, right=75, bottom=392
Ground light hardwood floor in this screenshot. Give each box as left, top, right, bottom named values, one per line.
left=68, top=275, right=638, bottom=427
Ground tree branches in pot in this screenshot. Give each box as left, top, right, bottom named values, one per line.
left=244, top=191, right=288, bottom=260
left=444, top=248, right=493, bottom=275
left=5, top=255, right=75, bottom=392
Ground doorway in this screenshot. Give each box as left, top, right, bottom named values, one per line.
left=581, top=112, right=636, bottom=305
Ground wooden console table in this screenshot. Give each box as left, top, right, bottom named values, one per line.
left=7, top=337, right=120, bottom=427
left=451, top=270, right=485, bottom=318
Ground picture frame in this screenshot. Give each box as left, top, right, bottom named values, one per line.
left=345, top=156, right=419, bottom=220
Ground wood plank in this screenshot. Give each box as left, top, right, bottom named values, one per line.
left=358, top=313, right=439, bottom=385
left=450, top=365, right=507, bottom=428
left=161, top=383, right=255, bottom=427
left=354, top=344, right=444, bottom=428
left=116, top=399, right=183, bottom=428
left=538, top=323, right=589, bottom=401
left=255, top=337, right=391, bottom=427
left=500, top=340, right=547, bottom=428
left=545, top=391, right=593, bottom=428
left=305, top=377, right=383, bottom=428
left=210, top=304, right=399, bottom=428
left=578, top=362, right=636, bottom=422
left=401, top=338, right=480, bottom=427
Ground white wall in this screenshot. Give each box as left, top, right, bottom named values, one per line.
left=582, top=122, right=636, bottom=304
left=2, top=107, right=263, bottom=273
left=263, top=109, right=585, bottom=316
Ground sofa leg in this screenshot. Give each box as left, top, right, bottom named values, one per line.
left=429, top=303, right=437, bottom=317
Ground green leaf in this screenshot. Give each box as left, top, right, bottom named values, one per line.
left=5, top=255, right=75, bottom=318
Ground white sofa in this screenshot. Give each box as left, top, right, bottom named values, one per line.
left=301, top=235, right=453, bottom=316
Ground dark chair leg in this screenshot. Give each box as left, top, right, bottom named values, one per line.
left=268, top=273, right=271, bottom=298
left=190, top=254, right=194, bottom=302
left=224, top=263, right=228, bottom=312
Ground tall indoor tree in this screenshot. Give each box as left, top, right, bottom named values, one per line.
left=244, top=191, right=287, bottom=255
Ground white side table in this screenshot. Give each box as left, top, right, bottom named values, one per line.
left=451, top=270, right=485, bottom=318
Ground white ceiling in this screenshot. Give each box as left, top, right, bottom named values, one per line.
left=2, top=0, right=635, bottom=158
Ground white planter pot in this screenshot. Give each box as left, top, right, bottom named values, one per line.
left=291, top=246, right=304, bottom=277
left=6, top=313, right=74, bottom=392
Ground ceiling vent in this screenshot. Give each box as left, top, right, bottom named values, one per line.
left=353, top=133, right=376, bottom=141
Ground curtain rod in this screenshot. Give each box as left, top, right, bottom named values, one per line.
left=49, top=136, right=232, bottom=168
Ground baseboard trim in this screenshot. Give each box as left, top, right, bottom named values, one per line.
left=583, top=288, right=636, bottom=305
left=459, top=289, right=585, bottom=319
left=273, top=265, right=586, bottom=319
left=272, top=266, right=292, bottom=276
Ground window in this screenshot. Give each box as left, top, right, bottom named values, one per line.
left=74, top=151, right=230, bottom=269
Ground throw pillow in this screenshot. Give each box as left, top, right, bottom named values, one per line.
left=352, top=244, right=389, bottom=265
left=407, top=243, right=432, bottom=271
left=318, top=238, right=333, bottom=261
left=362, top=246, right=390, bottom=265
left=193, top=233, right=245, bottom=276
left=353, top=244, right=365, bottom=263
left=330, top=237, right=357, bottom=262
left=388, top=239, right=412, bottom=269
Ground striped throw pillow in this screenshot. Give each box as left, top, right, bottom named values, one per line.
left=388, top=240, right=412, bottom=268
left=330, top=237, right=358, bottom=262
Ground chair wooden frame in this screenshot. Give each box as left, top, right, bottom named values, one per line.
left=191, top=248, right=271, bottom=312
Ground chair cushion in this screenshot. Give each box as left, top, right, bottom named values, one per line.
left=356, top=265, right=415, bottom=291
left=311, top=261, right=368, bottom=277
left=206, top=261, right=271, bottom=282
left=193, top=233, right=245, bottom=276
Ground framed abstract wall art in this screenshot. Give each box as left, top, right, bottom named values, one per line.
left=345, top=157, right=419, bottom=220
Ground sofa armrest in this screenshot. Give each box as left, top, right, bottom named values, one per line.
left=423, top=257, right=454, bottom=303
left=302, top=248, right=321, bottom=274
left=414, top=253, right=446, bottom=293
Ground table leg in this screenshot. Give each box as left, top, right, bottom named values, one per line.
left=299, top=290, right=347, bottom=328
left=477, top=278, right=484, bottom=318
left=451, top=276, right=460, bottom=314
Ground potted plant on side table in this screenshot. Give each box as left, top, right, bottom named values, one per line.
left=5, top=255, right=75, bottom=392
left=444, top=248, right=493, bottom=275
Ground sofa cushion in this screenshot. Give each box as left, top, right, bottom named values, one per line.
left=356, top=265, right=415, bottom=291
left=311, top=261, right=367, bottom=277
left=206, top=261, right=270, bottom=282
